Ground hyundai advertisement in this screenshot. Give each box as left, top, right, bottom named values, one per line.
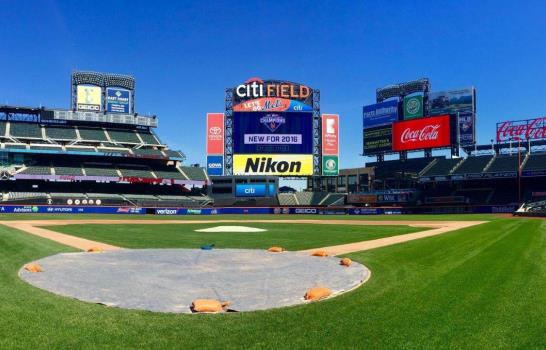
left=233, top=111, right=313, bottom=154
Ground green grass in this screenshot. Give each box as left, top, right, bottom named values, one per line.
left=0, top=217, right=544, bottom=349
left=43, top=223, right=424, bottom=250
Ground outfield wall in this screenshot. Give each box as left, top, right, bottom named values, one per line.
left=0, top=204, right=517, bottom=215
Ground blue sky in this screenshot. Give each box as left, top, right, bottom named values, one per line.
left=1, top=0, right=545, bottom=168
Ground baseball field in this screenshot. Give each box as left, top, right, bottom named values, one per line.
left=1, top=214, right=544, bottom=349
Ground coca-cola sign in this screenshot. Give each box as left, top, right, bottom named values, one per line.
left=496, top=117, right=546, bottom=142
left=392, top=115, right=452, bottom=151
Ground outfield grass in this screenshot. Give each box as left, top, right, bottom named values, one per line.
left=0, top=217, right=544, bottom=349
left=43, top=223, right=425, bottom=250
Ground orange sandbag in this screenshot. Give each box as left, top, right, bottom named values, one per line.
left=24, top=263, right=43, bottom=273
left=191, top=299, right=231, bottom=313
left=87, top=247, right=104, bottom=253
left=267, top=246, right=284, bottom=253
left=311, top=250, right=329, bottom=257
left=340, top=258, right=352, bottom=267
left=304, top=287, right=332, bottom=301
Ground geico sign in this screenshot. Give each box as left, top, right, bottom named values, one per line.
left=233, top=154, right=313, bottom=175
left=235, top=77, right=311, bottom=100
left=208, top=162, right=222, bottom=169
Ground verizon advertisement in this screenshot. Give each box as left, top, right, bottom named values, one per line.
left=496, top=117, right=546, bottom=142
left=392, top=115, right=452, bottom=151
left=206, top=113, right=224, bottom=155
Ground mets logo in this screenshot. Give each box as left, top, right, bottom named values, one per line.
left=260, top=114, right=285, bottom=132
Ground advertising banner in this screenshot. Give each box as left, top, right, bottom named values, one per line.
left=322, top=155, right=339, bottom=176
left=233, top=154, right=313, bottom=176
left=363, top=100, right=399, bottom=129
left=232, top=78, right=313, bottom=107
left=106, top=88, right=131, bottom=113
left=363, top=126, right=392, bottom=154
left=233, top=111, right=313, bottom=154
left=429, top=87, right=475, bottom=115
left=76, top=85, right=102, bottom=111
left=206, top=113, right=224, bottom=154
left=206, top=155, right=224, bottom=176
left=234, top=184, right=273, bottom=197
left=233, top=97, right=312, bottom=113
left=0, top=205, right=143, bottom=214
left=403, top=95, right=423, bottom=119
left=458, top=112, right=475, bottom=145
left=392, top=115, right=452, bottom=151
left=321, top=114, right=339, bottom=155
left=496, top=116, right=546, bottom=142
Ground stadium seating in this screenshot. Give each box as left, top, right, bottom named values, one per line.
left=54, top=165, right=84, bottom=176
left=0, top=122, right=6, bottom=137
left=485, top=155, right=520, bottom=173
left=180, top=166, right=207, bottom=181
left=421, top=158, right=463, bottom=177
left=320, top=193, right=346, bottom=206
left=4, top=192, right=47, bottom=201
left=118, top=166, right=154, bottom=178
left=453, top=188, right=493, bottom=204
left=83, top=164, right=119, bottom=177
left=164, top=150, right=184, bottom=158
left=29, top=145, right=63, bottom=151
left=294, top=192, right=328, bottom=205
left=153, top=167, right=187, bottom=180
left=132, top=148, right=164, bottom=156
left=97, top=147, right=131, bottom=154
left=523, top=153, right=546, bottom=171
left=138, top=132, right=161, bottom=145
left=107, top=129, right=141, bottom=144
left=45, top=125, right=78, bottom=140
left=451, top=156, right=493, bottom=175
left=78, top=127, right=108, bottom=141
left=370, top=157, right=438, bottom=179
left=10, top=122, right=43, bottom=139
left=277, top=193, right=298, bottom=205
left=20, top=165, right=52, bottom=175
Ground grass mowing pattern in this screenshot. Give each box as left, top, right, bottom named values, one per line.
left=42, top=223, right=423, bottom=250
left=0, top=217, right=544, bottom=349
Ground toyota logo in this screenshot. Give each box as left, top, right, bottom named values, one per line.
left=209, top=126, right=222, bottom=135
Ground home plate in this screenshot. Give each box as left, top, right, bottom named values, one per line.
left=195, top=226, right=267, bottom=233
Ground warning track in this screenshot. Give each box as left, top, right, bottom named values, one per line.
left=1, top=219, right=487, bottom=254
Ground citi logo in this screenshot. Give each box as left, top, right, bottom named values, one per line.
left=235, top=77, right=311, bottom=100
left=245, top=157, right=302, bottom=173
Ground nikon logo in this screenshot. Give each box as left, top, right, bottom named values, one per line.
left=245, top=157, right=302, bottom=173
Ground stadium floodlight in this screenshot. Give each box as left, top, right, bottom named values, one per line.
left=71, top=71, right=105, bottom=86
left=376, top=78, right=430, bottom=102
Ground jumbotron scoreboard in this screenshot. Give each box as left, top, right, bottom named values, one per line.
left=206, top=78, right=339, bottom=177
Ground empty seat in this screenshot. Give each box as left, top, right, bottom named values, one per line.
left=45, top=126, right=78, bottom=140
left=132, top=148, right=165, bottom=156
left=452, top=156, right=492, bottom=175
left=180, top=166, right=207, bottom=181
left=10, top=122, right=42, bottom=139
left=78, top=127, right=108, bottom=141
left=421, top=158, right=463, bottom=176
left=523, top=153, right=546, bottom=171
left=118, top=166, right=154, bottom=178
left=54, top=166, right=83, bottom=176
left=486, top=156, right=519, bottom=173
left=138, top=132, right=161, bottom=145
left=84, top=165, right=119, bottom=177
left=108, top=129, right=140, bottom=143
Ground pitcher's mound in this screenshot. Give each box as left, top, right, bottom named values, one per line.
left=195, top=226, right=267, bottom=233
left=19, top=249, right=369, bottom=313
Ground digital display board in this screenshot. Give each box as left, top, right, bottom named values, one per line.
left=106, top=88, right=131, bottom=113
left=233, top=111, right=313, bottom=154
left=429, top=88, right=475, bottom=115
left=363, top=126, right=393, bottom=154
left=392, top=115, right=452, bottom=151
left=233, top=154, right=313, bottom=176
left=363, top=100, right=399, bottom=129
left=76, top=85, right=102, bottom=111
